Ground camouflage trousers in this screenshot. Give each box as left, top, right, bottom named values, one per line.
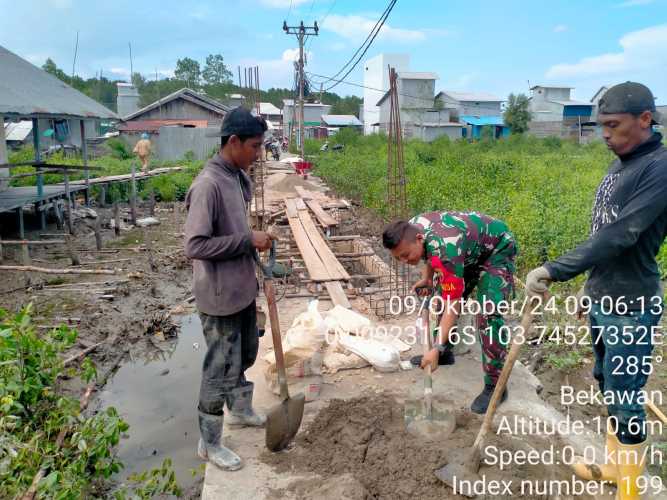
left=198, top=301, right=258, bottom=415
left=466, top=233, right=518, bottom=385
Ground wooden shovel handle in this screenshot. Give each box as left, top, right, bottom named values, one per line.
left=264, top=278, right=290, bottom=401
left=471, top=296, right=537, bottom=453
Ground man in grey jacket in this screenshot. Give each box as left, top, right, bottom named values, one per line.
left=526, top=83, right=666, bottom=499
left=184, top=107, right=273, bottom=471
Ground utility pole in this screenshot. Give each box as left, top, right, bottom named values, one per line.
left=283, top=20, right=318, bottom=160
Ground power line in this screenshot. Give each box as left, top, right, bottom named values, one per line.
left=309, top=0, right=394, bottom=86
left=305, top=0, right=336, bottom=50
left=286, top=0, right=293, bottom=22
left=306, top=71, right=439, bottom=103
left=311, top=0, right=397, bottom=91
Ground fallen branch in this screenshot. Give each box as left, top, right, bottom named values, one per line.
left=63, top=341, right=104, bottom=366
left=44, top=280, right=128, bottom=289
left=74, top=258, right=131, bottom=266
left=0, top=240, right=65, bottom=245
left=0, top=265, right=115, bottom=275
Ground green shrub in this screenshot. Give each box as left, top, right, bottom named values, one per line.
left=106, top=138, right=133, bottom=160
left=313, top=135, right=666, bottom=281
left=0, top=305, right=181, bottom=498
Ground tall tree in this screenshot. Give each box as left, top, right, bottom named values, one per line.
left=42, top=58, right=69, bottom=82
left=174, top=57, right=201, bottom=88
left=202, top=54, right=232, bottom=85
left=331, top=95, right=363, bottom=117
left=503, top=93, right=532, bottom=134
left=131, top=72, right=146, bottom=89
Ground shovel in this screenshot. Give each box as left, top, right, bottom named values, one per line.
left=260, top=242, right=305, bottom=452
left=434, top=295, right=537, bottom=496
left=404, top=289, right=456, bottom=439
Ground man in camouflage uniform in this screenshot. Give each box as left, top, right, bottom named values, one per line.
left=382, top=211, right=518, bottom=413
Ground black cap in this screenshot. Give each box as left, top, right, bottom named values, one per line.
left=598, top=82, right=659, bottom=124
left=206, top=106, right=268, bottom=137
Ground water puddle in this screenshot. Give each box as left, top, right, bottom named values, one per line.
left=99, top=314, right=205, bottom=493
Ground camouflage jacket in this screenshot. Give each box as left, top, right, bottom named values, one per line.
left=409, top=211, right=515, bottom=280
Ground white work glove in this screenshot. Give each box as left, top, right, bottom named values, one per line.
left=525, top=266, right=552, bottom=295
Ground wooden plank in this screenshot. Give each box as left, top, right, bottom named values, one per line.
left=297, top=210, right=350, bottom=281
left=325, top=281, right=351, bottom=308
left=294, top=186, right=312, bottom=199
left=286, top=217, right=330, bottom=281
left=305, top=199, right=338, bottom=227
left=284, top=198, right=298, bottom=219
left=295, top=197, right=307, bottom=211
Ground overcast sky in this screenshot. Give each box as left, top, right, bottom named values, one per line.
left=2, top=0, right=666, bottom=103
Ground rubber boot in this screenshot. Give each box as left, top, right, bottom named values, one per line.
left=572, top=420, right=618, bottom=482
left=470, top=383, right=507, bottom=414
left=226, top=382, right=266, bottom=427
left=615, top=440, right=646, bottom=499
left=197, top=411, right=242, bottom=471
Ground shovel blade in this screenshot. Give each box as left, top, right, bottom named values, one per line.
left=265, top=392, right=305, bottom=452
left=434, top=448, right=481, bottom=498
left=404, top=397, right=456, bottom=440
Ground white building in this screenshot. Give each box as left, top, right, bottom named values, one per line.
left=282, top=99, right=332, bottom=140
left=435, top=91, right=503, bottom=119
left=529, top=85, right=592, bottom=122
left=376, top=72, right=463, bottom=142
left=363, top=53, right=410, bottom=135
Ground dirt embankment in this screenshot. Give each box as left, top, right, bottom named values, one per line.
left=0, top=202, right=194, bottom=385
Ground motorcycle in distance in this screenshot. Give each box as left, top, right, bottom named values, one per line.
left=270, top=142, right=281, bottom=161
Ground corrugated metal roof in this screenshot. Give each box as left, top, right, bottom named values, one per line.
left=419, top=122, right=463, bottom=127
left=123, top=88, right=229, bottom=121
left=460, top=115, right=506, bottom=126
left=0, top=45, right=118, bottom=120
left=283, top=99, right=331, bottom=108
left=398, top=72, right=439, bottom=80
left=117, top=119, right=209, bottom=133
left=259, top=102, right=281, bottom=115
left=530, top=85, right=574, bottom=90
left=4, top=120, right=33, bottom=141
left=438, top=91, right=502, bottom=102
left=321, top=114, right=362, bottom=126
left=550, top=99, right=592, bottom=106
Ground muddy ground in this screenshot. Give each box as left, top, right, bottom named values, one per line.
left=3, top=162, right=667, bottom=499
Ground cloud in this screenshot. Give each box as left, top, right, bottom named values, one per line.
left=281, top=48, right=299, bottom=62
left=259, top=0, right=309, bottom=7
left=322, top=14, right=426, bottom=43
left=110, top=67, right=130, bottom=76
left=546, top=23, right=667, bottom=79
left=553, top=24, right=568, bottom=33
left=616, top=0, right=653, bottom=7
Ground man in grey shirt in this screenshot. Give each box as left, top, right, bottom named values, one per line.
left=184, top=107, right=273, bottom=471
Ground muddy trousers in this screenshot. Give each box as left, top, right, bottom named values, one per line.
left=467, top=241, right=517, bottom=386
left=590, top=302, right=663, bottom=444
left=198, top=302, right=259, bottom=416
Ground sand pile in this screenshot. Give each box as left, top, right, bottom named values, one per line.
left=263, top=394, right=470, bottom=499
left=263, top=393, right=590, bottom=500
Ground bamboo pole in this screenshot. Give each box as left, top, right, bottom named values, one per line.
left=113, top=202, right=121, bottom=237
left=94, top=216, right=102, bottom=251
left=0, top=265, right=115, bottom=275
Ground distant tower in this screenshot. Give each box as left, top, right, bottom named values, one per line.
left=116, top=82, right=140, bottom=118
left=363, top=53, right=410, bottom=135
